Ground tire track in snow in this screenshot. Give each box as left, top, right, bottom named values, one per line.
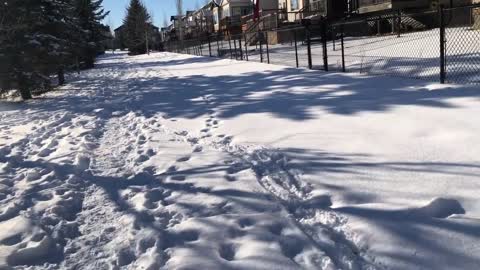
left=154, top=91, right=379, bottom=270
left=71, top=112, right=187, bottom=269
left=0, top=109, right=110, bottom=269
left=212, top=142, right=378, bottom=270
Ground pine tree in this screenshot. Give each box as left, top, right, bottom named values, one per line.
left=123, top=0, right=151, bottom=55
left=0, top=0, right=79, bottom=99
left=73, top=0, right=110, bottom=69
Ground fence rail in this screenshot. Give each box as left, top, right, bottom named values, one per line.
left=163, top=4, right=480, bottom=85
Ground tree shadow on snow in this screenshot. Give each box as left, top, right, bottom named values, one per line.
left=2, top=54, right=480, bottom=268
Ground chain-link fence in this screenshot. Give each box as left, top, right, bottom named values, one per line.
left=163, top=3, right=480, bottom=85
left=445, top=4, right=480, bottom=84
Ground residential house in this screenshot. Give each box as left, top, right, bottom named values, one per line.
left=354, top=0, right=475, bottom=30
left=160, top=23, right=176, bottom=42
left=171, top=15, right=185, bottom=40
left=184, top=11, right=197, bottom=39
left=114, top=23, right=162, bottom=51
left=474, top=0, right=480, bottom=29
left=192, top=2, right=217, bottom=36
left=278, top=0, right=347, bottom=22
left=213, top=0, right=254, bottom=34
left=355, top=0, right=474, bottom=14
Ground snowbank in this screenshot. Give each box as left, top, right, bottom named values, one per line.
left=0, top=51, right=479, bottom=269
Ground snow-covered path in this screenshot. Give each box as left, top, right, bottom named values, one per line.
left=0, top=52, right=479, bottom=270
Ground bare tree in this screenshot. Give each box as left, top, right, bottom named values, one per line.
left=106, top=15, right=116, bottom=52
left=175, top=0, right=183, bottom=16
left=174, top=0, right=184, bottom=40
left=162, top=11, right=168, bottom=27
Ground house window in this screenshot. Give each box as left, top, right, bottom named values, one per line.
left=223, top=7, right=230, bottom=18
left=231, top=7, right=252, bottom=16
left=241, top=7, right=251, bottom=15
left=291, top=0, right=299, bottom=10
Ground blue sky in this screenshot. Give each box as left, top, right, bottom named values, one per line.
left=102, top=0, right=203, bottom=30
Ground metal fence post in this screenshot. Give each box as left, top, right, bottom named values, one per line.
left=265, top=32, right=270, bottom=64
left=216, top=36, right=220, bottom=57
left=208, top=36, right=212, bottom=57
left=233, top=37, right=238, bottom=60
left=333, top=27, right=336, bottom=51
left=244, top=33, right=249, bottom=61
left=397, top=10, right=402, bottom=38
left=228, top=35, right=233, bottom=59
left=238, top=37, right=243, bottom=60
left=439, top=5, right=446, bottom=84
left=307, top=27, right=312, bottom=69
left=341, top=24, right=346, bottom=72
left=294, top=29, right=299, bottom=68
left=259, top=32, right=264, bottom=63
left=322, top=20, right=329, bottom=71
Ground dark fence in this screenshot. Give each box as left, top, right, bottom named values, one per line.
left=163, top=4, right=480, bottom=85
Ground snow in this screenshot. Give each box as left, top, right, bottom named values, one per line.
left=208, top=27, right=480, bottom=84
left=0, top=51, right=479, bottom=269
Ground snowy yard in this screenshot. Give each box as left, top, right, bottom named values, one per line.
left=0, top=51, right=479, bottom=269
left=206, top=27, right=480, bottom=84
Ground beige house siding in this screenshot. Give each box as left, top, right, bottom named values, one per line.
left=260, top=0, right=279, bottom=10
left=278, top=0, right=307, bottom=11
left=278, top=0, right=308, bottom=21
left=472, top=0, right=480, bottom=29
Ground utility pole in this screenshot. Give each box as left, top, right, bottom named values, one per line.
left=146, top=28, right=150, bottom=55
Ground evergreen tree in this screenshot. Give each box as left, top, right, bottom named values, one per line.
left=123, top=0, right=151, bottom=55
left=0, top=0, right=109, bottom=100
left=0, top=0, right=78, bottom=99
left=73, top=0, right=109, bottom=68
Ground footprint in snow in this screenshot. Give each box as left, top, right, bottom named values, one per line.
left=177, top=156, right=191, bottom=162
left=166, top=166, right=177, bottom=172
left=137, top=135, right=147, bottom=145
left=224, top=175, right=237, bottom=182
left=175, top=131, right=188, bottom=136
left=170, top=175, right=186, bottom=181
left=219, top=243, right=236, bottom=261
left=146, top=149, right=156, bottom=156
left=136, top=155, right=149, bottom=163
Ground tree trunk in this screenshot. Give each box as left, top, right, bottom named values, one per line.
left=85, top=58, right=95, bottom=69
left=76, top=57, right=80, bottom=74
left=19, top=83, right=32, bottom=100
left=17, top=74, right=32, bottom=100
left=57, top=68, right=65, bottom=85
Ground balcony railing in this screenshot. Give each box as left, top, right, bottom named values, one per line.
left=358, top=0, right=391, bottom=6
left=309, top=0, right=327, bottom=14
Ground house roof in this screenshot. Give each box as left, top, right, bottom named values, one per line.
left=114, top=23, right=159, bottom=33
left=170, top=15, right=182, bottom=21
left=114, top=25, right=124, bottom=32
left=218, top=0, right=252, bottom=5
